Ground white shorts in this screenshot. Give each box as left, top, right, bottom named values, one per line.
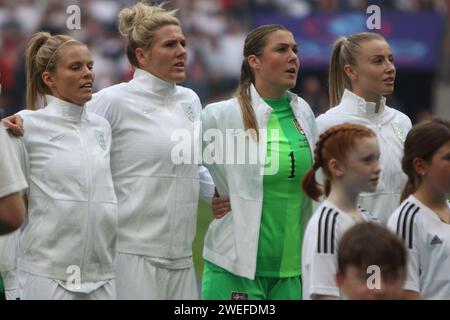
left=18, top=271, right=116, bottom=300
left=5, top=288, right=19, bottom=300
left=115, top=252, right=198, bottom=300
left=1, top=269, right=19, bottom=300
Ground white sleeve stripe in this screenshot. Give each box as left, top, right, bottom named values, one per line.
left=317, top=207, right=339, bottom=254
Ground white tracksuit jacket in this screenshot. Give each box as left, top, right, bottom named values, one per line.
left=14, top=96, right=117, bottom=282
left=87, top=68, right=213, bottom=260
left=316, top=89, right=412, bottom=224
left=0, top=126, right=27, bottom=296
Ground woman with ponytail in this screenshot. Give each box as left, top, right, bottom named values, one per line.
left=201, top=24, right=318, bottom=300
left=3, top=2, right=217, bottom=300
left=301, top=123, right=380, bottom=300
left=318, top=32, right=412, bottom=224
left=387, top=118, right=450, bottom=299
left=10, top=32, right=117, bottom=299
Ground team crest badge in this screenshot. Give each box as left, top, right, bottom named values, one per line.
left=231, top=292, right=248, bottom=300
left=391, top=122, right=406, bottom=143
left=182, top=103, right=195, bottom=122
left=95, top=130, right=107, bottom=151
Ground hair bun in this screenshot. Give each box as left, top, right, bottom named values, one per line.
left=118, top=6, right=137, bottom=37
left=118, top=2, right=163, bottom=38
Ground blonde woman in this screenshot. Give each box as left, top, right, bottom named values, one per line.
left=87, top=3, right=214, bottom=300
left=318, top=32, right=412, bottom=224
left=3, top=3, right=217, bottom=300
left=12, top=32, right=117, bottom=300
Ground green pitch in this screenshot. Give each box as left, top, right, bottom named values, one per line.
left=193, top=200, right=214, bottom=277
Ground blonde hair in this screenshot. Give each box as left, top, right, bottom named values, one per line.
left=328, top=32, right=386, bottom=107
left=25, top=32, right=83, bottom=110
left=118, top=1, right=180, bottom=68
left=236, top=24, right=288, bottom=141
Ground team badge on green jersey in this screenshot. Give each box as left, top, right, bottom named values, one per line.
left=231, top=291, right=248, bottom=300
left=95, top=130, right=107, bottom=151
left=292, top=119, right=305, bottom=135
left=391, top=122, right=406, bottom=142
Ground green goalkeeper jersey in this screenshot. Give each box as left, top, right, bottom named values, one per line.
left=256, top=94, right=312, bottom=278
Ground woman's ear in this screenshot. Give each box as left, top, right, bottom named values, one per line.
left=247, top=54, right=260, bottom=70
left=344, top=64, right=358, bottom=82
left=42, top=71, right=55, bottom=89
left=135, top=47, right=148, bottom=69
left=328, top=158, right=344, bottom=178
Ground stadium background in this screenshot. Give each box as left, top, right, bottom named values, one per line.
left=0, top=0, right=449, bottom=282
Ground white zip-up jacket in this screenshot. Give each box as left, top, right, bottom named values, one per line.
left=14, top=96, right=117, bottom=282
left=0, top=230, right=19, bottom=292
left=202, top=85, right=318, bottom=279
left=0, top=126, right=27, bottom=291
left=87, top=68, right=213, bottom=260
left=316, top=89, right=412, bottom=224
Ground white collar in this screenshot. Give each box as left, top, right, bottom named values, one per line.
left=131, top=68, right=176, bottom=99
left=44, top=95, right=88, bottom=123
left=249, top=83, right=301, bottom=129
left=408, top=195, right=450, bottom=223
left=249, top=83, right=299, bottom=111
left=340, top=89, right=386, bottom=117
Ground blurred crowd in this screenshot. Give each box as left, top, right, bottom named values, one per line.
left=0, top=0, right=449, bottom=119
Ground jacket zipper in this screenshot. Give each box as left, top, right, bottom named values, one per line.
left=78, top=122, right=92, bottom=282
left=167, top=96, right=176, bottom=258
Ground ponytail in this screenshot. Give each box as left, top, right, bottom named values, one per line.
left=236, top=60, right=259, bottom=140
left=328, top=32, right=386, bottom=108
left=302, top=162, right=324, bottom=202
left=328, top=37, right=348, bottom=108
left=25, top=32, right=82, bottom=109
left=235, top=24, right=288, bottom=141
left=26, top=32, right=52, bottom=110
left=400, top=176, right=418, bottom=203
left=302, top=128, right=337, bottom=202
